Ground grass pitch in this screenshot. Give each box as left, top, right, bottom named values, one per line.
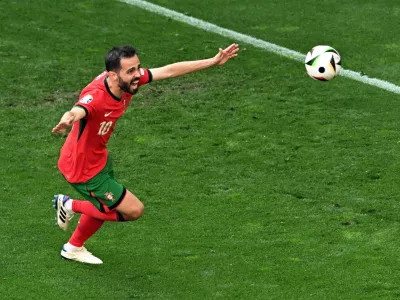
left=1, top=0, right=400, bottom=299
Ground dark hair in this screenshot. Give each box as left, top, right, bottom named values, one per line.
left=105, top=45, right=137, bottom=72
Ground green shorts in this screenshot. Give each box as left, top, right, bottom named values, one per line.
left=70, top=157, right=126, bottom=212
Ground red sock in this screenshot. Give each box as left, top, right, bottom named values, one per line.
left=72, top=200, right=121, bottom=221
left=69, top=214, right=104, bottom=247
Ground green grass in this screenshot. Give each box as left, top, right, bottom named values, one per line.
left=1, top=0, right=400, bottom=299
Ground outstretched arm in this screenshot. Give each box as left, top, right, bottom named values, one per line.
left=52, top=106, right=87, bottom=134
left=150, top=43, right=239, bottom=81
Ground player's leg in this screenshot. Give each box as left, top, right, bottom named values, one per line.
left=53, top=192, right=121, bottom=232
left=58, top=190, right=144, bottom=264
left=68, top=214, right=104, bottom=247
left=115, top=189, right=144, bottom=221
left=54, top=191, right=119, bottom=264
left=56, top=189, right=144, bottom=223
left=61, top=214, right=104, bottom=264
left=60, top=188, right=145, bottom=222
left=54, top=189, right=113, bottom=264
left=107, top=164, right=144, bottom=221
left=64, top=163, right=144, bottom=223
left=55, top=191, right=140, bottom=264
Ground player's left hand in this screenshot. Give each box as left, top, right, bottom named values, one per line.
left=213, top=43, right=239, bottom=66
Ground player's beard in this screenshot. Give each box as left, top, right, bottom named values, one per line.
left=117, top=75, right=140, bottom=95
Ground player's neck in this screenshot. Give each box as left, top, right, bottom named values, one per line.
left=105, top=76, right=123, bottom=99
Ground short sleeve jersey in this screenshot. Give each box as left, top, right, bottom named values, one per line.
left=58, top=69, right=152, bottom=183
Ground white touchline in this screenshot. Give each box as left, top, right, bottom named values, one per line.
left=120, top=0, right=400, bottom=95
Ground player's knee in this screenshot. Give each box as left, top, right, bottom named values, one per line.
left=133, top=202, right=145, bottom=220
left=125, top=202, right=144, bottom=221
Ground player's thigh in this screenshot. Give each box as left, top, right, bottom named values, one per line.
left=71, top=172, right=126, bottom=213
left=115, top=190, right=144, bottom=220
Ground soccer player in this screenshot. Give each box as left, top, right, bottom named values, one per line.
left=52, top=43, right=239, bottom=264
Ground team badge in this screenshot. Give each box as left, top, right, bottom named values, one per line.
left=79, top=94, right=93, bottom=104
left=105, top=192, right=115, bottom=202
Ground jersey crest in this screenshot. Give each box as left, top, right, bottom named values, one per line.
left=105, top=192, right=115, bottom=202
left=79, top=94, right=93, bottom=104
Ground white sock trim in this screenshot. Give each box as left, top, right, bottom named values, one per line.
left=63, top=242, right=80, bottom=252
left=64, top=199, right=73, bottom=212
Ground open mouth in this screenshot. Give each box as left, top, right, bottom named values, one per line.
left=131, top=79, right=140, bottom=86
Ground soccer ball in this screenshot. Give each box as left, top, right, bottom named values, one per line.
left=304, top=45, right=342, bottom=81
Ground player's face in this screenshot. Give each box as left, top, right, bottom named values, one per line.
left=117, top=56, right=141, bottom=95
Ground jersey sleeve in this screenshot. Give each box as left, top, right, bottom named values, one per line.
left=74, top=90, right=103, bottom=118
left=138, top=68, right=153, bottom=87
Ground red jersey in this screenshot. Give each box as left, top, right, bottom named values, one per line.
left=58, top=69, right=152, bottom=183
